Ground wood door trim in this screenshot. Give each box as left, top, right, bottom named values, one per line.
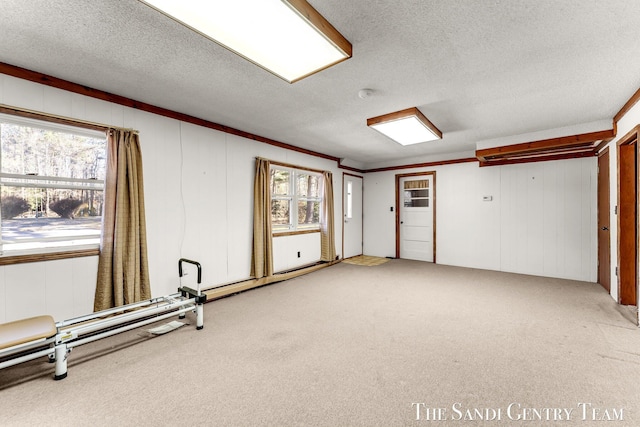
left=597, top=147, right=610, bottom=292
left=616, top=126, right=639, bottom=306
left=343, top=172, right=364, bottom=178
left=395, top=171, right=436, bottom=262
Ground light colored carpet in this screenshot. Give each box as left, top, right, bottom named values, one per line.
left=1, top=260, right=639, bottom=426
left=342, top=255, right=390, bottom=266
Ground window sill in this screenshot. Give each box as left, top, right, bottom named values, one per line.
left=273, top=229, right=321, bottom=237
left=0, top=247, right=100, bottom=266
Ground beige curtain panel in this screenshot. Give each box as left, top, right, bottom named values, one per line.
left=404, top=179, right=429, bottom=189
left=94, top=129, right=151, bottom=311
left=320, top=171, right=336, bottom=262
left=251, top=158, right=274, bottom=279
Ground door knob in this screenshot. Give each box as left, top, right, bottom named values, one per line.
left=601, top=226, right=609, bottom=231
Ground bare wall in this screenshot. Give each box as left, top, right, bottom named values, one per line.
left=364, top=158, right=597, bottom=282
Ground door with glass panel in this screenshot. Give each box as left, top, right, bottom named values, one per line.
left=343, top=174, right=363, bottom=259
left=399, top=174, right=434, bottom=262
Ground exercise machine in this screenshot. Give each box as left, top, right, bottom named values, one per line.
left=0, top=258, right=206, bottom=380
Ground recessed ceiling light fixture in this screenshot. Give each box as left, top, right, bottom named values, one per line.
left=367, top=107, right=442, bottom=146
left=139, top=0, right=352, bottom=83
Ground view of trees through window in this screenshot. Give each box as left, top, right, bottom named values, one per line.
left=271, top=168, right=291, bottom=229
left=0, top=120, right=106, bottom=251
left=270, top=167, right=321, bottom=232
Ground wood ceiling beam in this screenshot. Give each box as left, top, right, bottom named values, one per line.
left=478, top=150, right=595, bottom=167
left=476, top=129, right=615, bottom=162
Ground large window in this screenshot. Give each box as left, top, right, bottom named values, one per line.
left=270, top=166, right=321, bottom=233
left=0, top=115, right=106, bottom=255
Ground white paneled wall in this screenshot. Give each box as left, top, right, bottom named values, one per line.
left=499, top=159, right=596, bottom=280
left=360, top=174, right=397, bottom=258
left=225, top=134, right=256, bottom=283
left=180, top=122, right=229, bottom=287
left=436, top=163, right=501, bottom=271
left=0, top=74, right=342, bottom=322
left=0, top=70, right=618, bottom=321
left=1, top=257, right=98, bottom=322
left=4, top=262, right=46, bottom=321
left=273, top=233, right=322, bottom=272
left=365, top=157, right=597, bottom=282
left=137, top=112, right=184, bottom=296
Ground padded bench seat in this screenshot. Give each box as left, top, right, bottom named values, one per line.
left=0, top=315, right=57, bottom=351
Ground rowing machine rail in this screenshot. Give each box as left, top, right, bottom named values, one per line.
left=0, top=259, right=207, bottom=380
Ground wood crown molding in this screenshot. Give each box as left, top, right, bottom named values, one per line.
left=614, top=86, right=640, bottom=125
left=366, top=157, right=477, bottom=173
left=3, top=62, right=640, bottom=173
left=0, top=62, right=339, bottom=162
left=0, top=62, right=471, bottom=174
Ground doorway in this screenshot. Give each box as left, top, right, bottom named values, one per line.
left=343, top=173, right=363, bottom=259
left=617, top=130, right=638, bottom=306
left=396, top=172, right=436, bottom=262
left=597, top=148, right=610, bottom=292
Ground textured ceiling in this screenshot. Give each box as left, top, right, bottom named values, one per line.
left=1, top=0, right=640, bottom=168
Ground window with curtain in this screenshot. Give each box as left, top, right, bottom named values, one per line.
left=0, top=114, right=106, bottom=256
left=270, top=165, right=322, bottom=233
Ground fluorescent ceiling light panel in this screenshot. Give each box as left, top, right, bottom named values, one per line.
left=367, top=107, right=442, bottom=146
left=139, top=0, right=352, bottom=83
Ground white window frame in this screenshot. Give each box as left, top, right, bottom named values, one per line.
left=271, top=165, right=322, bottom=234
left=0, top=113, right=106, bottom=257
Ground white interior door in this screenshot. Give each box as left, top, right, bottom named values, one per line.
left=399, top=175, right=434, bottom=262
left=343, top=174, right=363, bottom=258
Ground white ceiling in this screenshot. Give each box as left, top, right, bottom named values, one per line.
left=1, top=0, right=640, bottom=169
